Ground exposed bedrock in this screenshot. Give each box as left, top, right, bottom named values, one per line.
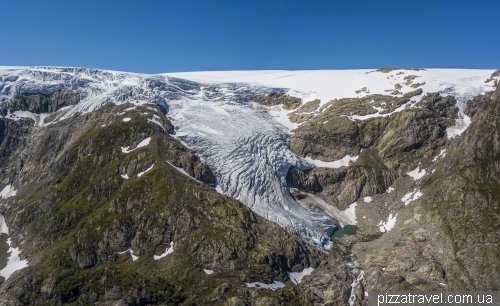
left=287, top=91, right=459, bottom=208
left=252, top=92, right=302, bottom=110
left=0, top=91, right=80, bottom=116
left=287, top=149, right=396, bottom=209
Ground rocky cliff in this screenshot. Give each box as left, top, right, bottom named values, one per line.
left=285, top=70, right=500, bottom=294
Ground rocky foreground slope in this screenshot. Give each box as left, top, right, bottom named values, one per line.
left=0, top=67, right=499, bottom=305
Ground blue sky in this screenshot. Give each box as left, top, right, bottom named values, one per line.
left=1, top=0, right=498, bottom=73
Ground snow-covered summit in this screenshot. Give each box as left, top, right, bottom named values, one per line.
left=165, top=69, right=497, bottom=111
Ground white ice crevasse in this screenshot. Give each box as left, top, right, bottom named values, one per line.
left=0, top=67, right=495, bottom=248
left=0, top=215, right=28, bottom=279
left=154, top=241, right=174, bottom=260
left=121, top=137, right=151, bottom=153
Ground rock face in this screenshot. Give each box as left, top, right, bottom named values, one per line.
left=286, top=70, right=500, bottom=294
left=351, top=84, right=500, bottom=292
left=287, top=90, right=457, bottom=209
left=287, top=149, right=396, bottom=209
left=0, top=91, right=80, bottom=116
left=252, top=92, right=302, bottom=110
left=278, top=71, right=500, bottom=295
left=0, top=92, right=353, bottom=305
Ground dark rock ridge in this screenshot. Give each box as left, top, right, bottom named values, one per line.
left=0, top=91, right=80, bottom=117
left=252, top=92, right=302, bottom=110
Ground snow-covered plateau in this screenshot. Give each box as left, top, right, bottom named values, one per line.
left=0, top=66, right=497, bottom=248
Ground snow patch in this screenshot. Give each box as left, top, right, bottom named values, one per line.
left=386, top=187, right=395, bottom=193
left=363, top=196, right=372, bottom=203
left=203, top=269, right=214, bottom=275
left=137, top=164, right=154, bottom=177
left=0, top=185, right=17, bottom=199
left=379, top=213, right=398, bottom=232
left=407, top=166, right=426, bottom=180
left=287, top=267, right=314, bottom=285
left=267, top=104, right=299, bottom=131
left=0, top=215, right=8, bottom=234
left=120, top=174, right=129, bottom=179
left=346, top=101, right=412, bottom=121
left=122, top=118, right=131, bottom=122
left=118, top=249, right=138, bottom=261
left=154, top=241, right=174, bottom=260
left=121, top=137, right=151, bottom=153
left=0, top=215, right=28, bottom=279
left=245, top=280, right=285, bottom=291
left=147, top=118, right=165, bottom=130
left=401, top=189, right=423, bottom=205
left=433, top=149, right=447, bottom=162
left=304, top=155, right=358, bottom=168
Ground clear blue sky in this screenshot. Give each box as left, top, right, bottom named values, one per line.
left=1, top=0, right=498, bottom=73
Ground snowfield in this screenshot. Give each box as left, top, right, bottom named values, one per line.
left=0, top=66, right=496, bottom=248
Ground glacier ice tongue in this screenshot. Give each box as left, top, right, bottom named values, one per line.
left=168, top=89, right=339, bottom=246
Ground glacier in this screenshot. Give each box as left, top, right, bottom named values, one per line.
left=0, top=66, right=497, bottom=247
